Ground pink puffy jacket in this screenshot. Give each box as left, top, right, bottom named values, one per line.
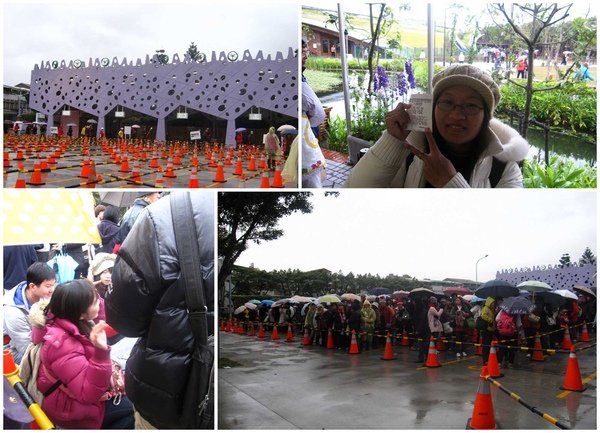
left=32, top=317, right=112, bottom=429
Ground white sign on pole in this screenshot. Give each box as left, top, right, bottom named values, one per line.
left=50, top=126, right=58, bottom=134
left=190, top=130, right=202, bottom=140
left=124, top=126, right=132, bottom=138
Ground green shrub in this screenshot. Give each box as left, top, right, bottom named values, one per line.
left=523, top=155, right=597, bottom=188
left=325, top=115, right=349, bottom=152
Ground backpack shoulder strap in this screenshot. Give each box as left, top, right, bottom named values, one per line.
left=170, top=193, right=207, bottom=347
left=489, top=157, right=507, bottom=188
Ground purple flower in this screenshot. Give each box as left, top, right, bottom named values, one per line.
left=397, top=72, right=408, bottom=97
left=405, top=61, right=416, bottom=89
left=373, top=66, right=389, bottom=92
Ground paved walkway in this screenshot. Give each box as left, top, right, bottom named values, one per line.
left=219, top=330, right=596, bottom=430
left=322, top=149, right=352, bottom=188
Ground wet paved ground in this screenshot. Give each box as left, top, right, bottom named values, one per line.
left=3, top=136, right=295, bottom=188
left=218, top=330, right=596, bottom=430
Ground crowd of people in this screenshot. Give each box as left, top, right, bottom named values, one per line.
left=3, top=191, right=214, bottom=429
left=231, top=290, right=596, bottom=367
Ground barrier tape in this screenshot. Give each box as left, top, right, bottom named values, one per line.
left=484, top=374, right=569, bottom=430
left=224, top=320, right=594, bottom=354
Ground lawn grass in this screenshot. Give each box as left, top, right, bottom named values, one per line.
left=304, top=69, right=343, bottom=95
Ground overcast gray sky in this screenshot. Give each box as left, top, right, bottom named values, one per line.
left=234, top=190, right=597, bottom=283
left=3, top=0, right=299, bottom=86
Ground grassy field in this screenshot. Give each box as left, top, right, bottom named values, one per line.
left=304, top=69, right=343, bottom=95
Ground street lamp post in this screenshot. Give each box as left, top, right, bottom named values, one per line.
left=475, top=254, right=489, bottom=288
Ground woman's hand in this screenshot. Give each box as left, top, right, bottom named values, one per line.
left=404, top=128, right=458, bottom=187
left=385, top=103, right=412, bottom=141
left=90, top=321, right=109, bottom=350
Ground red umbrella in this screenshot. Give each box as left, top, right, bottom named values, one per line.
left=443, top=287, right=472, bottom=296
left=391, top=290, right=410, bottom=300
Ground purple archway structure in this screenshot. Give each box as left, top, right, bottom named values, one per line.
left=496, top=263, right=596, bottom=291
left=29, top=48, right=297, bottom=144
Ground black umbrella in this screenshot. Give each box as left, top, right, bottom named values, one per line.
left=409, top=287, right=446, bottom=300
left=475, top=279, right=518, bottom=299
left=536, top=291, right=566, bottom=307
left=499, top=296, right=535, bottom=315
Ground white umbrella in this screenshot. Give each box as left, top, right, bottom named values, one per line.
left=234, top=305, right=247, bottom=315
left=553, top=290, right=578, bottom=300
left=131, top=124, right=141, bottom=128
left=244, top=302, right=257, bottom=310
left=86, top=119, right=98, bottom=124
left=277, top=124, right=295, bottom=132
left=517, top=280, right=552, bottom=293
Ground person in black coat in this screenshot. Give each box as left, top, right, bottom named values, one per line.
left=106, top=192, right=214, bottom=429
left=96, top=205, right=121, bottom=254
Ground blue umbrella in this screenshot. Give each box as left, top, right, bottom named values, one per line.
left=261, top=300, right=274, bottom=306
left=475, top=279, right=518, bottom=299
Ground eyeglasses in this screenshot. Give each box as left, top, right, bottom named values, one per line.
left=436, top=99, right=483, bottom=116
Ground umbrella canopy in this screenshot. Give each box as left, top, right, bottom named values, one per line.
left=261, top=300, right=274, bottom=306
left=98, top=191, right=141, bottom=207
left=461, top=294, right=485, bottom=304
left=341, top=293, right=361, bottom=302
left=86, top=119, right=98, bottom=124
left=499, top=296, right=535, bottom=315
left=66, top=123, right=78, bottom=127
left=573, top=285, right=596, bottom=298
left=280, top=128, right=298, bottom=135
left=318, top=294, right=341, bottom=304
left=369, top=287, right=391, bottom=296
left=290, top=295, right=314, bottom=303
left=277, top=124, right=295, bottom=132
left=234, top=127, right=247, bottom=132
left=517, top=280, right=552, bottom=293
left=3, top=190, right=101, bottom=245
left=131, top=124, right=141, bottom=128
left=475, top=280, right=518, bottom=299
left=234, top=305, right=247, bottom=315
left=536, top=291, right=566, bottom=307
left=247, top=299, right=262, bottom=305
left=409, top=287, right=435, bottom=299
left=553, top=289, right=578, bottom=300
left=443, top=287, right=472, bottom=296
left=244, top=302, right=258, bottom=310
left=272, top=298, right=296, bottom=308
left=391, top=290, right=410, bottom=299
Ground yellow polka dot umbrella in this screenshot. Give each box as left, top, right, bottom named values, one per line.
left=2, top=190, right=101, bottom=245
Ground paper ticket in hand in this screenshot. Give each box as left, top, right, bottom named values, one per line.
left=406, top=94, right=433, bottom=132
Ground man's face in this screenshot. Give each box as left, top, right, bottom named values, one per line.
left=28, top=279, right=55, bottom=302
left=302, top=46, right=309, bottom=69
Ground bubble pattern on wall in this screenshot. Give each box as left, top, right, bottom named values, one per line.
left=29, top=49, right=298, bottom=121
left=496, top=264, right=597, bottom=291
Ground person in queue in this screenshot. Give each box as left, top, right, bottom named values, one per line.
left=345, top=64, right=529, bottom=188
left=33, top=279, right=134, bottom=429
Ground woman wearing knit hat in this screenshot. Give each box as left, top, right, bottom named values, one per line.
left=88, top=253, right=116, bottom=299
left=345, top=64, right=529, bottom=188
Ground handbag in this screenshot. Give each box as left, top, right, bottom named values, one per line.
left=171, top=193, right=214, bottom=429
left=475, top=316, right=487, bottom=331
left=101, top=360, right=126, bottom=405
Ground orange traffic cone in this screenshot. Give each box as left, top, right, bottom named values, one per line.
left=271, top=325, right=280, bottom=341
left=119, top=157, right=130, bottom=173
left=302, top=328, right=311, bottom=346
left=85, top=160, right=97, bottom=188
left=425, top=336, right=441, bottom=368
left=467, top=366, right=496, bottom=429
left=248, top=322, right=256, bottom=337
left=225, top=319, right=232, bottom=332
left=381, top=333, right=397, bottom=360
left=164, top=158, right=176, bottom=178
left=401, top=331, right=410, bottom=347
left=14, top=170, right=27, bottom=188
left=188, top=166, right=200, bottom=188
left=233, top=157, right=243, bottom=175
left=213, top=162, right=227, bottom=183
left=232, top=321, right=238, bottom=334
left=560, top=346, right=586, bottom=392
left=580, top=322, right=590, bottom=342
left=286, top=324, right=295, bottom=343
left=238, top=322, right=245, bottom=335
left=27, top=164, right=45, bottom=186
left=531, top=333, right=545, bottom=362
left=326, top=328, right=334, bottom=349
left=487, top=340, right=503, bottom=378
left=272, top=166, right=284, bottom=188
left=258, top=155, right=267, bottom=170
left=220, top=320, right=226, bottom=332
left=130, top=162, right=141, bottom=184
left=348, top=330, right=360, bottom=354
left=79, top=157, right=91, bottom=178
left=257, top=323, right=265, bottom=339
left=260, top=171, right=270, bottom=188
left=154, top=167, right=164, bottom=188
left=562, top=327, right=573, bottom=350
left=247, top=155, right=257, bottom=171
left=237, top=172, right=246, bottom=188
